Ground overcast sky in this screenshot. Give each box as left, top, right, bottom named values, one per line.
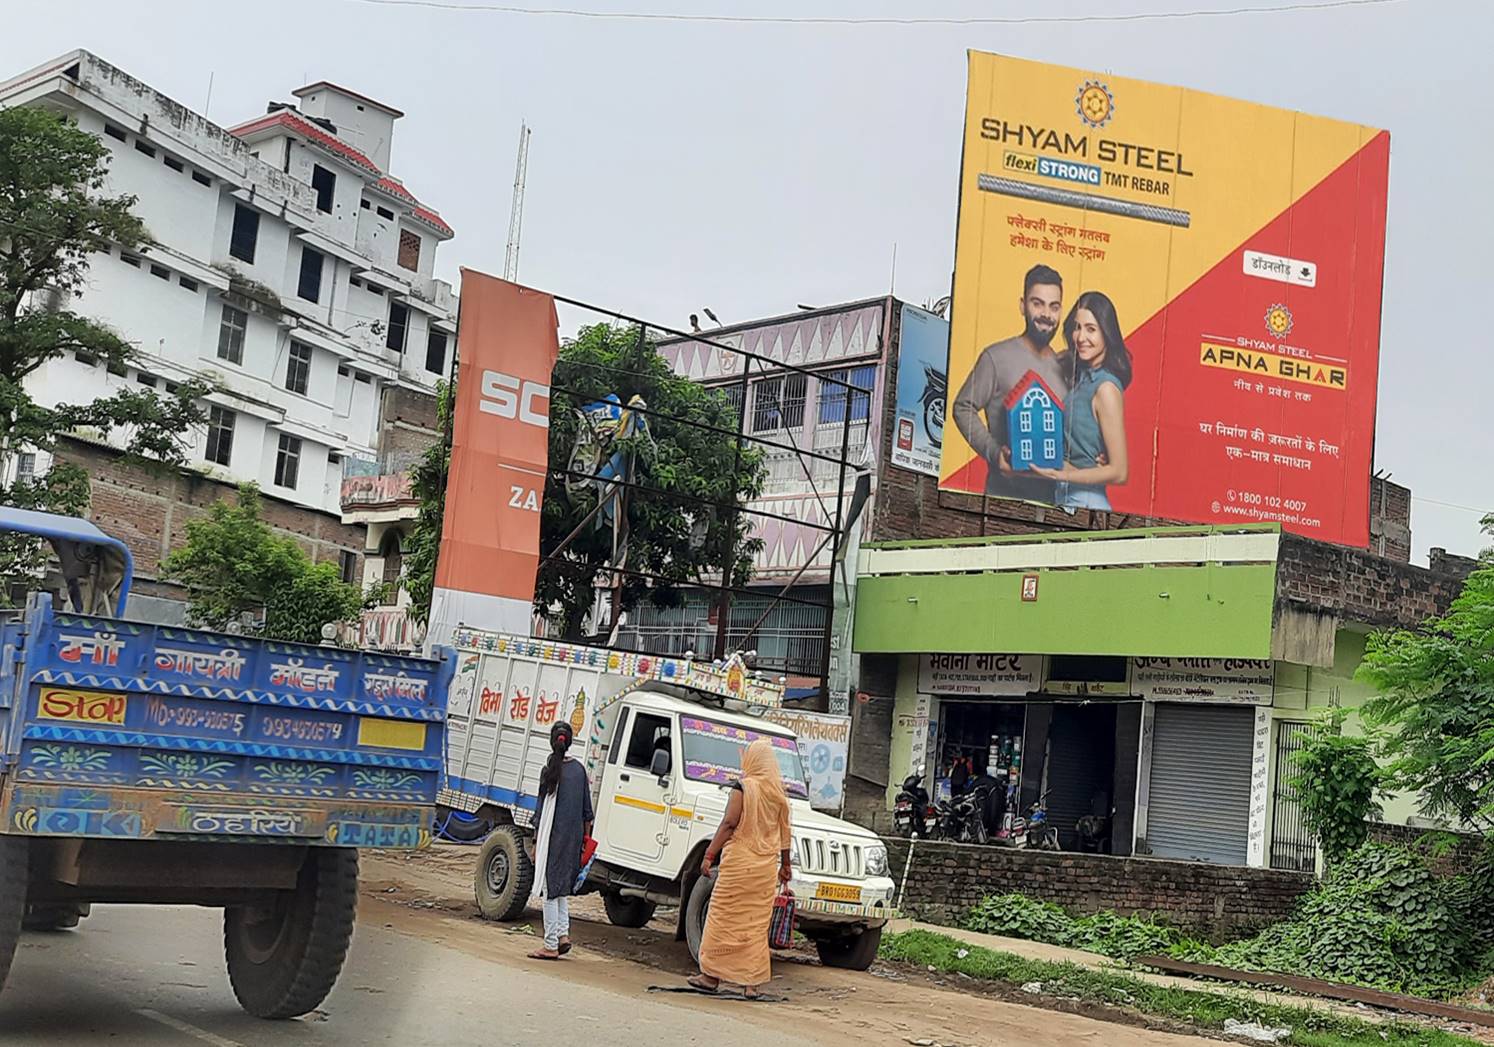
left=4, top=0, right=1488, bottom=560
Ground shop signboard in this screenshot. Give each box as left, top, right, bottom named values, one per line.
left=918, top=653, right=1037, bottom=697
left=1131, top=657, right=1274, bottom=703
left=890, top=303, right=951, bottom=477
left=764, top=709, right=851, bottom=813
left=939, top=51, right=1389, bottom=548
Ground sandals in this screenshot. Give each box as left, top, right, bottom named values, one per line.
left=686, top=975, right=720, bottom=994
left=528, top=949, right=561, bottom=961
left=558, top=937, right=572, bottom=956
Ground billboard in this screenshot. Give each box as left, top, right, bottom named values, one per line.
left=890, top=304, right=950, bottom=477
left=764, top=708, right=851, bottom=813
left=939, top=52, right=1389, bottom=547
left=428, top=272, right=560, bottom=650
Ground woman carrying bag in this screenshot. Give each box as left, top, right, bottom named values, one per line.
left=529, top=721, right=593, bottom=960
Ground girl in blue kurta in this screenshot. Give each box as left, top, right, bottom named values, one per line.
left=528, top=722, right=593, bottom=960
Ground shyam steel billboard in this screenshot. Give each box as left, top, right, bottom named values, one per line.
left=939, top=51, right=1390, bottom=547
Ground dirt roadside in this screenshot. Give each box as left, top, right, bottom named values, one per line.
left=359, top=845, right=1224, bottom=1047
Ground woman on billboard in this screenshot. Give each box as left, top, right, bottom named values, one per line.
left=1032, top=291, right=1133, bottom=510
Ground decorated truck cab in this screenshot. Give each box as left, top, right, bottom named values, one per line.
left=0, top=509, right=451, bottom=1018
left=438, top=629, right=895, bottom=970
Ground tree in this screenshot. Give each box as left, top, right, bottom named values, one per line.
left=1359, top=562, right=1494, bottom=834
left=0, top=106, right=211, bottom=596
left=403, top=381, right=451, bottom=627
left=1290, top=711, right=1383, bottom=864
left=163, top=486, right=365, bottom=645
left=405, top=324, right=766, bottom=637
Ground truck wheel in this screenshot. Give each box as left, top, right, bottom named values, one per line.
left=814, top=924, right=883, bottom=971
left=224, top=847, right=358, bottom=1020
left=0, top=836, right=26, bottom=997
left=436, top=805, right=493, bottom=844
left=602, top=891, right=657, bottom=929
left=474, top=825, right=533, bottom=921
left=684, top=872, right=715, bottom=963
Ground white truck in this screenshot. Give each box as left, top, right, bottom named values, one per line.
left=437, top=629, right=895, bottom=970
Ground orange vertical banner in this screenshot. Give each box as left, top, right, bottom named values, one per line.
left=428, top=270, right=559, bottom=646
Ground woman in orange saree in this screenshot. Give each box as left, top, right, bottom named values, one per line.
left=689, top=738, right=792, bottom=998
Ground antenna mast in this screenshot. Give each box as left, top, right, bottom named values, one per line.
left=504, top=122, right=532, bottom=282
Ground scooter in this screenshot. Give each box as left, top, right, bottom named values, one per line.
left=920, top=366, right=946, bottom=448
left=893, top=773, right=933, bottom=838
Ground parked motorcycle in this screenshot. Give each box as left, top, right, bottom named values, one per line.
left=920, top=366, right=946, bottom=448
left=995, top=794, right=1060, bottom=851
left=946, top=787, right=990, bottom=845
left=893, top=773, right=934, bottom=838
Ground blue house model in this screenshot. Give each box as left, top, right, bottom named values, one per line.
left=1003, top=371, right=1065, bottom=471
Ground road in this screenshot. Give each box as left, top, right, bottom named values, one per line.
left=0, top=847, right=1218, bottom=1047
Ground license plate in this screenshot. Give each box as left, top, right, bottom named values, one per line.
left=814, top=882, right=862, bottom=904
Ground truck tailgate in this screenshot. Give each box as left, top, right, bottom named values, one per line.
left=0, top=601, right=451, bottom=847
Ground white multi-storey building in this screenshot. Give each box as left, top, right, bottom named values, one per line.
left=0, top=51, right=456, bottom=626
left=0, top=51, right=455, bottom=517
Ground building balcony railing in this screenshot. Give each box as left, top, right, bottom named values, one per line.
left=356, top=605, right=423, bottom=653
left=340, top=451, right=421, bottom=514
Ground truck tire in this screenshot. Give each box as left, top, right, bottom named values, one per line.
left=436, top=805, right=493, bottom=844
left=474, top=825, right=533, bottom=922
left=224, top=847, right=358, bottom=1019
left=602, top=891, right=657, bottom=929
left=0, top=835, right=26, bottom=997
left=814, top=924, right=882, bottom=971
left=684, top=872, right=715, bottom=963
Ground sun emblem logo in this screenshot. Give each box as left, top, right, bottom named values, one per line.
left=1265, top=304, right=1294, bottom=340
left=1076, top=80, right=1114, bottom=129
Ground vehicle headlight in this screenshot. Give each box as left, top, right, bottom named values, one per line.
left=864, top=844, right=888, bottom=877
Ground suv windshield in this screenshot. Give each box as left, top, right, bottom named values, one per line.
left=680, top=716, right=808, bottom=799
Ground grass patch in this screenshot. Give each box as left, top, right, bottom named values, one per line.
left=880, top=929, right=1481, bottom=1047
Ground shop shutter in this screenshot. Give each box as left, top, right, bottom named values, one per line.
left=1145, top=704, right=1252, bottom=865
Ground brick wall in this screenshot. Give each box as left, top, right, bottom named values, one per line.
left=56, top=438, right=364, bottom=597
left=883, top=838, right=1313, bottom=938
left=380, top=385, right=439, bottom=432
left=1275, top=533, right=1472, bottom=631
left=1368, top=476, right=1412, bottom=563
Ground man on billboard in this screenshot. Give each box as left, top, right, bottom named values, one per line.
left=951, top=264, right=1070, bottom=502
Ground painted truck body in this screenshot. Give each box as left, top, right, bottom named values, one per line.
left=438, top=629, right=895, bottom=971
left=0, top=591, right=452, bottom=1017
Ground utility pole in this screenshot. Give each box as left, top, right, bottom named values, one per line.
left=504, top=123, right=531, bottom=282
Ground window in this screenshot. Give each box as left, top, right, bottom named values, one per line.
left=720, top=383, right=745, bottom=423
left=163, top=155, right=184, bottom=173
left=1019, top=412, right=1032, bottom=433
left=134, top=140, right=156, bottom=158
left=205, top=406, right=235, bottom=467
left=1043, top=412, right=1056, bottom=432
left=15, top=453, right=36, bottom=482
left=297, top=247, right=324, bottom=303
left=229, top=204, right=259, bottom=263
left=106, top=358, right=127, bottom=377
left=349, top=277, right=362, bottom=290
left=74, top=350, right=97, bottom=366
left=816, top=364, right=875, bottom=425
left=385, top=301, right=409, bottom=353
left=216, top=304, right=248, bottom=364
left=311, top=164, right=336, bottom=213
left=624, top=713, right=672, bottom=771
left=398, top=229, right=421, bottom=271
left=424, top=329, right=447, bottom=374
left=178, top=276, right=199, bottom=292
left=136, top=373, right=157, bottom=388
left=376, top=206, right=395, bottom=221
left=103, top=123, right=127, bottom=142
left=380, top=531, right=403, bottom=588
left=750, top=373, right=807, bottom=433
left=120, top=253, right=142, bottom=268
left=340, top=549, right=358, bottom=585
left=150, top=264, right=171, bottom=281
left=191, top=170, right=212, bottom=187
left=681, top=720, right=808, bottom=798
left=1043, top=438, right=1056, bottom=460
left=1019, top=438, right=1033, bottom=459
left=359, top=198, right=371, bottom=211
left=608, top=709, right=631, bottom=765
left=285, top=341, right=313, bottom=395
left=355, top=373, right=372, bottom=384
left=273, top=433, right=301, bottom=489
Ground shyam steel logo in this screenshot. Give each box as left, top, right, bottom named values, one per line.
left=1265, top=303, right=1295, bottom=340
left=1075, top=80, right=1115, bottom=129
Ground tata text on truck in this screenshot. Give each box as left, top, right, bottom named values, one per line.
left=438, top=629, right=895, bottom=970
left=0, top=508, right=451, bottom=1017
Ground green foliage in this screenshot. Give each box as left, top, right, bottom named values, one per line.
left=1290, top=712, right=1383, bottom=864
left=965, top=893, right=1180, bottom=963
left=404, top=325, right=767, bottom=636
left=404, top=381, right=451, bottom=626
left=1359, top=561, right=1494, bottom=832
left=1174, top=843, right=1494, bottom=998
left=0, top=106, right=211, bottom=598
left=881, top=928, right=1479, bottom=1047
left=162, top=486, right=363, bottom=644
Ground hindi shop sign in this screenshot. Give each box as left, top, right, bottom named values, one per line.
left=1131, top=657, right=1274, bottom=704
left=763, top=709, right=851, bottom=813
left=918, top=653, right=1037, bottom=697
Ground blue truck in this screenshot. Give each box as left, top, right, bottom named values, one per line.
left=0, top=508, right=451, bottom=1018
